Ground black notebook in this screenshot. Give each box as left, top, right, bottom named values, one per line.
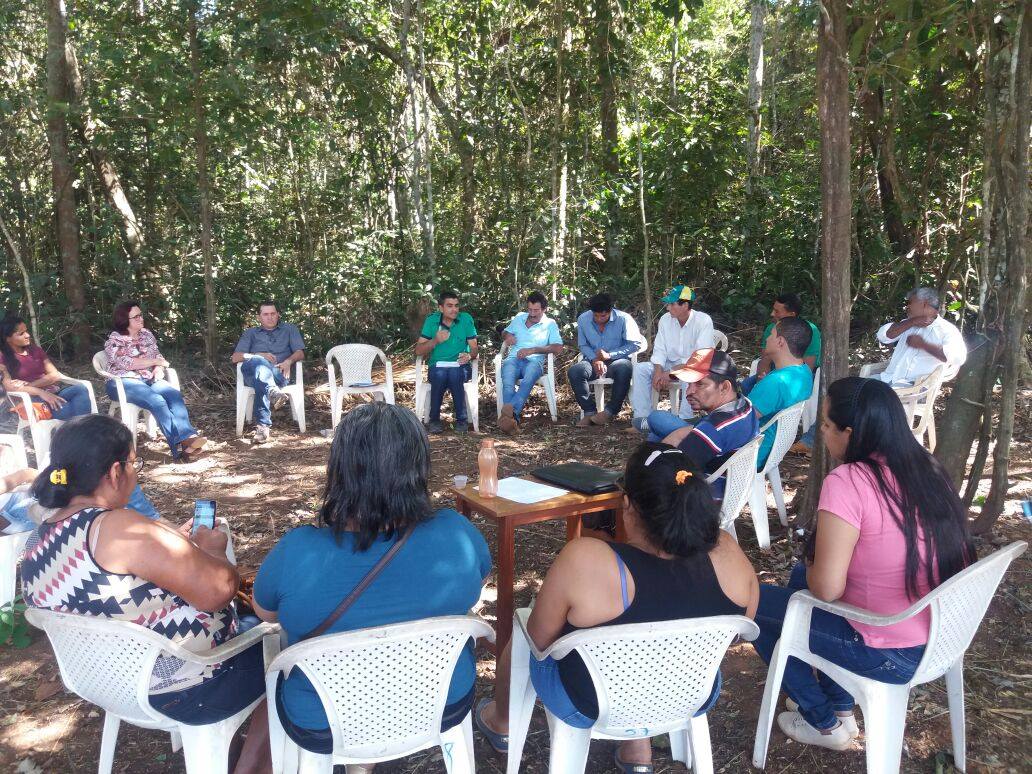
left=532, top=462, right=621, bottom=495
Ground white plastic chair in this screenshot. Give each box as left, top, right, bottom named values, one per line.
left=236, top=360, right=306, bottom=436
left=266, top=615, right=494, bottom=774
left=25, top=607, right=281, bottom=774
left=9, top=375, right=98, bottom=467
left=413, top=355, right=480, bottom=432
left=753, top=541, right=1028, bottom=774
left=325, top=344, right=395, bottom=430
left=92, top=351, right=180, bottom=450
left=648, top=330, right=728, bottom=415
left=705, top=436, right=762, bottom=542
left=493, top=343, right=557, bottom=422
left=745, top=402, right=805, bottom=549
left=506, top=607, right=759, bottom=774
left=577, top=353, right=640, bottom=419
left=0, top=433, right=30, bottom=607
left=894, top=366, right=946, bottom=451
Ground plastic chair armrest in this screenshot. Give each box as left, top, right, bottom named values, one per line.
left=859, top=360, right=889, bottom=378
left=513, top=607, right=549, bottom=661
left=785, top=589, right=931, bottom=628
left=8, top=391, right=37, bottom=426
left=55, top=375, right=99, bottom=413
left=181, top=622, right=283, bottom=665
left=293, top=360, right=304, bottom=387
left=163, top=367, right=180, bottom=390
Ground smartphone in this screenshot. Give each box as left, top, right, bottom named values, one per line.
left=192, top=499, right=217, bottom=534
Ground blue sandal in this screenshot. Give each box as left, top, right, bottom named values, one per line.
left=474, top=697, right=508, bottom=754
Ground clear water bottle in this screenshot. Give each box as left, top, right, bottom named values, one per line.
left=478, top=439, right=498, bottom=498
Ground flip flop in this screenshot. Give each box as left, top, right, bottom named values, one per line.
left=614, top=748, right=654, bottom=774
left=473, top=697, right=508, bottom=754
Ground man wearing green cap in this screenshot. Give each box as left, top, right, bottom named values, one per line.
left=630, top=285, right=715, bottom=433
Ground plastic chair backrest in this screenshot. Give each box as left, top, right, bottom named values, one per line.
left=25, top=608, right=167, bottom=725
left=712, top=331, right=728, bottom=351
left=549, top=616, right=758, bottom=733
left=707, top=436, right=762, bottom=525
left=92, top=351, right=113, bottom=377
left=758, top=402, right=805, bottom=474
left=326, top=344, right=382, bottom=386
left=268, top=616, right=492, bottom=757
left=0, top=433, right=28, bottom=474
left=912, top=541, right=1027, bottom=684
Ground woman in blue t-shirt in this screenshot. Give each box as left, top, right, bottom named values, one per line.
left=253, top=402, right=491, bottom=758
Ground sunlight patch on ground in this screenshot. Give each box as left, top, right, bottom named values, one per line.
left=0, top=709, right=78, bottom=753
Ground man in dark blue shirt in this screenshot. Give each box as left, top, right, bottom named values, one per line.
left=231, top=301, right=305, bottom=443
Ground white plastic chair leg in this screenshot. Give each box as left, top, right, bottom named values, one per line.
left=926, top=418, right=937, bottom=452
left=440, top=714, right=475, bottom=774
left=945, top=661, right=966, bottom=770
left=768, top=467, right=789, bottom=526
left=507, top=624, right=537, bottom=774
left=669, top=728, right=692, bottom=769
left=752, top=638, right=790, bottom=769
left=686, top=713, right=714, bottom=774
left=169, top=729, right=182, bottom=752
left=179, top=722, right=233, bottom=774
left=857, top=687, right=909, bottom=774
left=747, top=477, right=768, bottom=548
left=546, top=711, right=592, bottom=774
left=544, top=374, right=558, bottom=422
left=294, top=394, right=306, bottom=433
left=98, top=712, right=120, bottom=774
left=236, top=390, right=249, bottom=436
left=297, top=746, right=332, bottom=774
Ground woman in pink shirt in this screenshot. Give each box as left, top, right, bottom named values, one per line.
left=752, top=377, right=972, bottom=751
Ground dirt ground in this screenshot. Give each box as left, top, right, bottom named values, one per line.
left=0, top=351, right=1029, bottom=773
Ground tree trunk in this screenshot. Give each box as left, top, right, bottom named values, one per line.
left=746, top=0, right=766, bottom=192
left=797, top=0, right=852, bottom=523
left=188, top=8, right=217, bottom=366
left=0, top=212, right=40, bottom=342
left=549, top=3, right=571, bottom=302
left=594, top=0, right=622, bottom=275
left=46, top=0, right=89, bottom=349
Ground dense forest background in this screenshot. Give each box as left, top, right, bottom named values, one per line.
left=1, top=0, right=1017, bottom=359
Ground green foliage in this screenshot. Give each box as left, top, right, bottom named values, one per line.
left=0, top=599, right=31, bottom=649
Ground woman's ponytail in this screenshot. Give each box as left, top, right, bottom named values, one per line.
left=32, top=463, right=73, bottom=508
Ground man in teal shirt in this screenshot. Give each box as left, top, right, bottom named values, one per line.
left=415, top=291, right=478, bottom=434
left=743, top=293, right=821, bottom=396
left=498, top=291, right=564, bottom=433
left=749, top=316, right=814, bottom=467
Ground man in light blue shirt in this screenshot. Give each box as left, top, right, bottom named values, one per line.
left=498, top=291, right=564, bottom=433
left=568, top=293, right=642, bottom=427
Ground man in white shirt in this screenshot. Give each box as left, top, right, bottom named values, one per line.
left=629, top=285, right=715, bottom=433
left=875, top=287, right=966, bottom=386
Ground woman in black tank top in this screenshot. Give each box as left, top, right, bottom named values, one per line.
left=476, top=442, right=759, bottom=772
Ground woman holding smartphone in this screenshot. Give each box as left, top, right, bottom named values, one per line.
left=21, top=414, right=270, bottom=773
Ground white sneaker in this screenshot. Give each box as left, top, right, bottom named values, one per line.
left=776, top=710, right=854, bottom=751
left=253, top=424, right=270, bottom=444
left=786, top=697, right=859, bottom=738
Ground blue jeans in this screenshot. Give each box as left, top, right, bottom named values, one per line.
left=501, top=357, right=545, bottom=418
left=567, top=359, right=633, bottom=416
left=428, top=363, right=472, bottom=422
left=645, top=410, right=691, bottom=442
left=753, top=563, right=925, bottom=730
left=531, top=654, right=722, bottom=729
left=106, top=378, right=199, bottom=458
left=41, top=383, right=93, bottom=420
left=127, top=485, right=160, bottom=520
left=241, top=358, right=287, bottom=427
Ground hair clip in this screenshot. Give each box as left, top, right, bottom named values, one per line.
left=675, top=470, right=692, bottom=485
left=50, top=468, right=67, bottom=486
left=644, top=448, right=683, bottom=467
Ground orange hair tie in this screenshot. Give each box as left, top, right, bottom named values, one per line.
left=674, top=469, right=692, bottom=485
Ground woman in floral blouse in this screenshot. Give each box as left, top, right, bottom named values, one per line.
left=104, top=301, right=207, bottom=459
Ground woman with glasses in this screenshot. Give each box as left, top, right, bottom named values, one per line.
left=21, top=414, right=270, bottom=773
left=104, top=301, right=207, bottom=460
left=475, top=442, right=758, bottom=773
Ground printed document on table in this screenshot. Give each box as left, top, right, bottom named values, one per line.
left=475, top=477, right=568, bottom=504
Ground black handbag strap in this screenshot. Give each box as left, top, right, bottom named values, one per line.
left=300, top=528, right=413, bottom=641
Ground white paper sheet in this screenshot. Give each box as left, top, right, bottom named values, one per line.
left=434, top=361, right=461, bottom=368
left=476, top=476, right=568, bottom=504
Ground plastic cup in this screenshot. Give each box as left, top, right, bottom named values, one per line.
left=453, top=475, right=469, bottom=489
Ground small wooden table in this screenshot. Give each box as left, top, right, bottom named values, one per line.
left=451, top=478, right=624, bottom=654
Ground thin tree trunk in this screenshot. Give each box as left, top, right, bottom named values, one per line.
left=798, top=0, right=852, bottom=523
left=550, top=3, right=571, bottom=301
left=594, top=0, right=622, bottom=275
left=635, top=96, right=653, bottom=348
left=0, top=212, right=39, bottom=341
left=46, top=0, right=89, bottom=349
left=746, top=0, right=766, bottom=192
left=188, top=8, right=216, bottom=366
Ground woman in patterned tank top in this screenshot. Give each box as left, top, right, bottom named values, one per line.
left=22, top=414, right=271, bottom=773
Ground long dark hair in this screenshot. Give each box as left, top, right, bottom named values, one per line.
left=622, top=442, right=721, bottom=558
left=826, top=377, right=974, bottom=596
left=320, top=402, right=433, bottom=551
left=0, top=315, right=27, bottom=378
left=31, top=415, right=134, bottom=508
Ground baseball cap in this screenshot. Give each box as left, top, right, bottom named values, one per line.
left=670, top=348, right=739, bottom=383
left=660, top=285, right=696, bottom=304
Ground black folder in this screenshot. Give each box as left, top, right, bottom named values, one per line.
left=532, top=462, right=621, bottom=495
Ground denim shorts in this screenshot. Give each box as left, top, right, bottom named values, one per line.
left=530, top=654, right=723, bottom=730
left=148, top=641, right=265, bottom=725
left=274, top=678, right=476, bottom=754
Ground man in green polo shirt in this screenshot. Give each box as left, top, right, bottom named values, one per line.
left=415, top=290, right=479, bottom=434
left=742, top=292, right=821, bottom=396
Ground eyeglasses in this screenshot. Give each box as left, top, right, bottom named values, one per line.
left=129, top=313, right=144, bottom=320
left=128, top=457, right=145, bottom=473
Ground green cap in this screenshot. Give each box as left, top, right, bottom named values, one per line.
left=660, top=285, right=696, bottom=304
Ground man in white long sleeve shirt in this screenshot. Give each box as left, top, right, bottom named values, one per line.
left=629, top=285, right=715, bottom=433
left=875, top=287, right=966, bottom=386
